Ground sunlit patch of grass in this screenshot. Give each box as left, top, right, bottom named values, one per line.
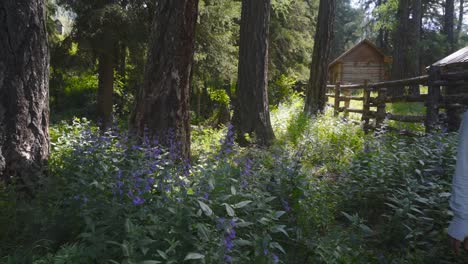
left=326, top=86, right=430, bottom=132
left=191, top=125, right=225, bottom=159
left=271, top=93, right=304, bottom=140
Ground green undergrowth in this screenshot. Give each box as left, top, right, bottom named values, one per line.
left=1, top=97, right=465, bottom=263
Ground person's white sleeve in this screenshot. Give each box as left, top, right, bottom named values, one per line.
left=449, top=111, right=468, bottom=241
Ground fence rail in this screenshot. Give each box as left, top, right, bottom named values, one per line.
left=325, top=74, right=468, bottom=133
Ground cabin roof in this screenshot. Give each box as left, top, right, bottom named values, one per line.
left=329, top=39, right=385, bottom=68
left=431, top=47, right=468, bottom=68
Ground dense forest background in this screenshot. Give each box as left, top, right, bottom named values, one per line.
left=47, top=0, right=468, bottom=126
left=2, top=0, right=468, bottom=263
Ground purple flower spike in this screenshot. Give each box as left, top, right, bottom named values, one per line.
left=272, top=254, right=279, bottom=263
left=133, top=196, right=145, bottom=205
left=224, top=238, right=234, bottom=250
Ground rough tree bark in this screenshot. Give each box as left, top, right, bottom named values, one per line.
left=131, top=0, right=198, bottom=160
left=304, top=0, right=336, bottom=115
left=0, top=0, right=50, bottom=189
left=232, top=0, right=275, bottom=146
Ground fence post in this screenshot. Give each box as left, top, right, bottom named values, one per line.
left=334, top=82, right=341, bottom=117
left=343, top=89, right=351, bottom=118
left=425, top=67, right=441, bottom=133
left=376, top=87, right=387, bottom=129
left=362, top=80, right=371, bottom=133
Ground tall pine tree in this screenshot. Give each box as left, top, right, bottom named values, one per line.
left=0, top=0, right=50, bottom=190
left=233, top=0, right=275, bottom=146
left=304, top=0, right=336, bottom=115
left=131, top=0, right=198, bottom=160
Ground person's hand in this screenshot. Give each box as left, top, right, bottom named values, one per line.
left=450, top=236, right=468, bottom=255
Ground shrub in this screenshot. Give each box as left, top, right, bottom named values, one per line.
left=3, top=120, right=291, bottom=263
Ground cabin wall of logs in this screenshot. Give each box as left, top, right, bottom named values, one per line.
left=326, top=69, right=468, bottom=133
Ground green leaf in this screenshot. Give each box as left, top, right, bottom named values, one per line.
left=359, top=224, right=373, bottom=234
left=141, top=247, right=149, bottom=255
left=224, top=203, right=235, bottom=217
left=235, top=239, right=253, bottom=246
left=415, top=169, right=422, bottom=176
left=184, top=253, right=205, bottom=260
left=197, top=224, right=210, bottom=240
left=139, top=261, right=162, bottom=264
left=341, top=212, right=353, bottom=222
left=198, top=200, right=213, bottom=216
left=157, top=250, right=168, bottom=260
left=125, top=218, right=132, bottom=233
left=122, top=241, right=130, bottom=257
left=274, top=211, right=286, bottom=219
left=233, top=200, right=252, bottom=209
left=270, top=242, right=286, bottom=254
left=236, top=221, right=253, bottom=228
left=439, top=192, right=451, bottom=198
left=271, top=225, right=289, bottom=237
left=231, top=186, right=237, bottom=195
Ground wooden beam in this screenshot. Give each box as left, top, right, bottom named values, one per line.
left=384, top=95, right=428, bottom=103
left=387, top=113, right=425, bottom=123
left=369, top=75, right=429, bottom=88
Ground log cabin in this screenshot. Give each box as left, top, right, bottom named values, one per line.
left=328, top=39, right=391, bottom=84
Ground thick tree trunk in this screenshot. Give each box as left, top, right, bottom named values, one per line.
left=97, top=52, right=115, bottom=127
left=0, top=0, right=50, bottom=189
left=233, top=0, right=275, bottom=146
left=304, top=0, right=336, bottom=115
left=131, top=0, right=198, bottom=160
left=445, top=0, right=456, bottom=52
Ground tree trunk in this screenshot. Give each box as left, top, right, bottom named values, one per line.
left=232, top=0, right=275, bottom=146
left=376, top=0, right=390, bottom=54
left=97, top=52, right=115, bottom=127
left=445, top=0, right=455, bottom=52
left=391, top=0, right=409, bottom=96
left=304, top=0, right=336, bottom=115
left=457, top=0, right=464, bottom=45
left=0, top=0, right=50, bottom=189
left=408, top=0, right=422, bottom=95
left=131, top=0, right=198, bottom=160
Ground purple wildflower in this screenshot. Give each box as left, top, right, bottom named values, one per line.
left=241, top=158, right=253, bottom=176
left=133, top=196, right=145, bottom=205
left=224, top=237, right=234, bottom=250
left=219, top=124, right=235, bottom=156
left=272, top=254, right=279, bottom=263
left=282, top=198, right=291, bottom=213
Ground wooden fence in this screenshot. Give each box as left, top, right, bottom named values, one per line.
left=325, top=73, right=468, bottom=133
